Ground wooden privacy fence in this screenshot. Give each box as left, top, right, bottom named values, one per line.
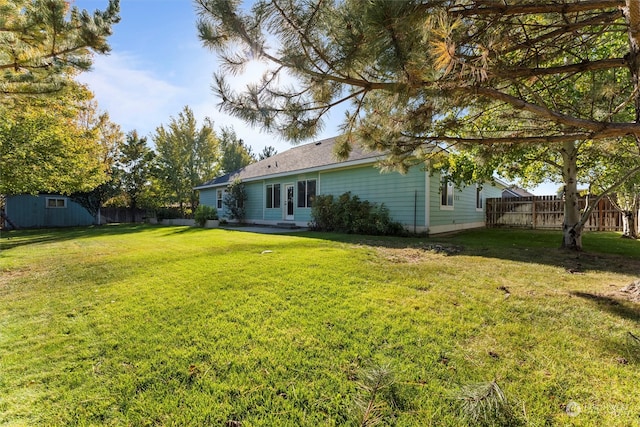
left=99, top=207, right=147, bottom=224
left=486, top=196, right=623, bottom=231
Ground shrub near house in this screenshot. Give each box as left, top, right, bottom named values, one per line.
left=194, top=205, right=218, bottom=227
left=311, top=192, right=404, bottom=235
left=196, top=137, right=504, bottom=234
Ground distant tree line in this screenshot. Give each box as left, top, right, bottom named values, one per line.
left=70, top=105, right=277, bottom=220
left=0, top=0, right=278, bottom=223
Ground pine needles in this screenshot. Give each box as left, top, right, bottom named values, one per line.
left=352, top=364, right=397, bottom=427
left=456, top=381, right=519, bottom=427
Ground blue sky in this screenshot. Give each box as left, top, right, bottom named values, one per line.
left=74, top=0, right=557, bottom=195
left=74, top=0, right=339, bottom=155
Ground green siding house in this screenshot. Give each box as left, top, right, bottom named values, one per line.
left=196, top=137, right=504, bottom=234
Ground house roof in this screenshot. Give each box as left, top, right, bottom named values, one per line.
left=195, top=136, right=384, bottom=189
left=502, top=186, right=535, bottom=197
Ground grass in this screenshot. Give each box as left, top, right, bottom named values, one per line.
left=1, top=225, right=639, bottom=426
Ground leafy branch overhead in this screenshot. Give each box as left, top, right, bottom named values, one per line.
left=195, top=0, right=640, bottom=151
left=196, top=0, right=640, bottom=250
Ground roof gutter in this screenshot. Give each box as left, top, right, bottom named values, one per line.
left=193, top=156, right=382, bottom=190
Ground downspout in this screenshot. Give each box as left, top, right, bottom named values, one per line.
left=425, top=171, right=431, bottom=235
left=414, top=190, right=417, bottom=234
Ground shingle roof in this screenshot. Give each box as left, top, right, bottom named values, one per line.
left=502, top=186, right=535, bottom=197
left=195, top=136, right=383, bottom=189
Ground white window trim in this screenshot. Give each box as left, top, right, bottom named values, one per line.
left=476, top=184, right=484, bottom=211
left=265, top=183, right=281, bottom=209
left=440, top=178, right=454, bottom=211
left=216, top=189, right=223, bottom=209
left=297, top=179, right=316, bottom=209
left=45, top=197, right=67, bottom=209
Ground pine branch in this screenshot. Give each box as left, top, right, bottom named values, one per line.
left=352, top=364, right=395, bottom=427
left=469, top=86, right=640, bottom=138
left=450, top=1, right=625, bottom=17
left=495, top=58, right=626, bottom=79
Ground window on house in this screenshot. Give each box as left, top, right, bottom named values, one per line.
left=476, top=185, right=483, bottom=210
left=216, top=190, right=223, bottom=209
left=266, top=184, right=281, bottom=209
left=46, top=197, right=67, bottom=208
left=297, top=179, right=316, bottom=208
left=440, top=177, right=454, bottom=208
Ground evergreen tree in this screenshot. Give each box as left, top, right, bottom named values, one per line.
left=219, top=127, right=256, bottom=174
left=258, top=145, right=278, bottom=160
left=0, top=0, right=120, bottom=101
left=223, top=178, right=247, bottom=222
left=196, top=0, right=640, bottom=250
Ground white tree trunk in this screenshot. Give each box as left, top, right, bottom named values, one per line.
left=621, top=207, right=639, bottom=239
left=561, top=141, right=584, bottom=250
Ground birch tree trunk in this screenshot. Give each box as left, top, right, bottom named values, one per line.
left=621, top=200, right=639, bottom=239
left=622, top=0, right=640, bottom=240
left=622, top=212, right=631, bottom=237
left=561, top=141, right=584, bottom=250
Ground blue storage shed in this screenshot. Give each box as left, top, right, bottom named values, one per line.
left=3, top=194, right=95, bottom=229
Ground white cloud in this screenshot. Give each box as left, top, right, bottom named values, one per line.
left=79, top=51, right=342, bottom=154
left=77, top=52, right=185, bottom=137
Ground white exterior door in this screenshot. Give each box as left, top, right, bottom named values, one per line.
left=284, top=184, right=294, bottom=220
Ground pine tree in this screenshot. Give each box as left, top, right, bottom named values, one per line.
left=0, top=0, right=120, bottom=101
left=258, top=145, right=277, bottom=160
left=195, top=0, right=640, bottom=249
left=219, top=127, right=256, bottom=174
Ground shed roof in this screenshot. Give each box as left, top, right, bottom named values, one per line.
left=195, top=136, right=383, bottom=189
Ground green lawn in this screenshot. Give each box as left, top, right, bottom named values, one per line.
left=1, top=225, right=639, bottom=426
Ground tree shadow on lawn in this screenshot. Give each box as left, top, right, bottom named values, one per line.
left=570, top=291, right=640, bottom=364
left=158, top=226, right=205, bottom=236
left=570, top=291, right=640, bottom=323
left=0, top=224, right=155, bottom=251
left=296, top=228, right=640, bottom=278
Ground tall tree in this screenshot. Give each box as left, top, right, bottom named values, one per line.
left=196, top=0, right=640, bottom=250
left=71, top=111, right=125, bottom=223
left=258, top=145, right=278, bottom=160
left=153, top=106, right=220, bottom=216
left=219, top=127, right=256, bottom=174
left=609, top=183, right=640, bottom=239
left=0, top=0, right=120, bottom=101
left=439, top=134, right=640, bottom=245
left=119, top=130, right=155, bottom=217
left=0, top=84, right=108, bottom=195
left=595, top=145, right=640, bottom=238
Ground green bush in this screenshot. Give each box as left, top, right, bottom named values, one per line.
left=310, top=192, right=404, bottom=235
left=194, top=205, right=219, bottom=226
